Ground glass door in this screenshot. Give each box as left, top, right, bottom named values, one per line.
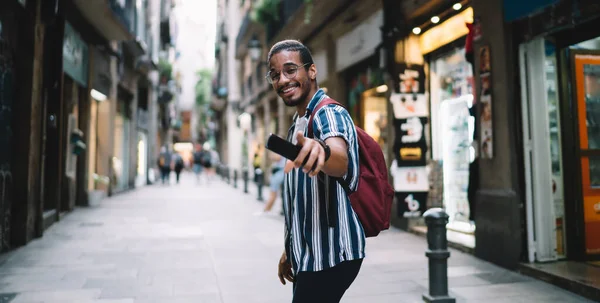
left=520, top=38, right=566, bottom=262
left=572, top=52, right=600, bottom=258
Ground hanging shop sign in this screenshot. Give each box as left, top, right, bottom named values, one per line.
left=63, top=22, right=89, bottom=87
left=336, top=9, right=383, bottom=72
left=395, top=192, right=428, bottom=218
left=390, top=93, right=428, bottom=119
left=394, top=63, right=425, bottom=94
left=479, top=45, right=493, bottom=159
left=393, top=117, right=428, bottom=167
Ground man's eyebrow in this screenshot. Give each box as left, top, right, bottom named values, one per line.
left=269, top=62, right=299, bottom=71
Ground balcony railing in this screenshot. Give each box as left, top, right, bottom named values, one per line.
left=109, top=0, right=133, bottom=34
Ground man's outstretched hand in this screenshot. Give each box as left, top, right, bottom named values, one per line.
left=284, top=131, right=325, bottom=177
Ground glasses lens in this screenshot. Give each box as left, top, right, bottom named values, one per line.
left=283, top=66, right=298, bottom=79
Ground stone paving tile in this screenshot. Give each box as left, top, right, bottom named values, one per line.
left=0, top=173, right=594, bottom=303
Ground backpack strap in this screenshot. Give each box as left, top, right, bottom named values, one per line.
left=307, top=97, right=355, bottom=228
left=307, top=97, right=352, bottom=193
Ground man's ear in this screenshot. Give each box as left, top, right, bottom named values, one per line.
left=309, top=64, right=317, bottom=80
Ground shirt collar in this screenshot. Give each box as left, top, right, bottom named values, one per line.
left=293, top=88, right=327, bottom=122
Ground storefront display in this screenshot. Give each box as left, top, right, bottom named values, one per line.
left=429, top=46, right=475, bottom=232
left=574, top=53, right=600, bottom=255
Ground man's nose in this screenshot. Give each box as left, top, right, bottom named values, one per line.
left=276, top=73, right=290, bottom=87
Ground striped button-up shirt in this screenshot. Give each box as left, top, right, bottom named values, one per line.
left=283, top=88, right=366, bottom=273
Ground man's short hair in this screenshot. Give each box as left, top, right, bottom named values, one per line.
left=267, top=40, right=314, bottom=69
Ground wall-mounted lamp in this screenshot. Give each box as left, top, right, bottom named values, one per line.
left=91, top=89, right=107, bottom=102
left=431, top=16, right=440, bottom=24
left=453, top=3, right=462, bottom=10
left=239, top=112, right=252, bottom=131
left=376, top=85, right=388, bottom=93
left=412, top=27, right=422, bottom=35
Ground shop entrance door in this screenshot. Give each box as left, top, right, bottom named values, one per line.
left=571, top=51, right=600, bottom=260
left=519, top=38, right=566, bottom=262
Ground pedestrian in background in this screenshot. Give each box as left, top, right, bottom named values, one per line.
left=255, top=153, right=286, bottom=216
left=157, top=146, right=172, bottom=185
left=192, top=143, right=205, bottom=184
left=267, top=40, right=365, bottom=303
left=173, top=153, right=184, bottom=184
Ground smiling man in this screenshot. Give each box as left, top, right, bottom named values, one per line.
left=267, top=40, right=365, bottom=303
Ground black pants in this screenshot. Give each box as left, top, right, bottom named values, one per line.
left=292, top=259, right=363, bottom=303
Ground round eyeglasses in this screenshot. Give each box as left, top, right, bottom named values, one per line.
left=266, top=63, right=310, bottom=84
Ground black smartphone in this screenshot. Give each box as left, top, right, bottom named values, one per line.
left=265, top=133, right=301, bottom=160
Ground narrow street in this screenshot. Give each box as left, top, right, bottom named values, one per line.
left=0, top=173, right=593, bottom=303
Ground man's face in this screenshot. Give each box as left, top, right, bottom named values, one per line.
left=268, top=50, right=313, bottom=107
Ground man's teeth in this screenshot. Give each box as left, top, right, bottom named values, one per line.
left=283, top=86, right=295, bottom=93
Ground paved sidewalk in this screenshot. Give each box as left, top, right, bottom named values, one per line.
left=0, top=173, right=593, bottom=303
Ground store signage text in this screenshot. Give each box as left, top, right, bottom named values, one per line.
left=335, top=10, right=383, bottom=72
left=63, top=22, right=88, bottom=87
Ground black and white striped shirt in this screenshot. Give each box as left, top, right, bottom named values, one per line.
left=283, top=89, right=366, bottom=273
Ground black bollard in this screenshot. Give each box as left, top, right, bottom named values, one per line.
left=233, top=170, right=238, bottom=188
left=255, top=168, right=264, bottom=201
left=422, top=208, right=455, bottom=303
left=243, top=168, right=249, bottom=193
left=226, top=167, right=231, bottom=184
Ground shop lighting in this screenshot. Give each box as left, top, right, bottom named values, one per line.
left=376, top=85, right=388, bottom=93
left=431, top=16, right=440, bottom=24
left=412, top=27, right=422, bottom=35
left=453, top=3, right=462, bottom=10
left=90, top=89, right=107, bottom=101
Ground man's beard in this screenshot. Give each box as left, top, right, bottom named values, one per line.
left=280, top=82, right=309, bottom=107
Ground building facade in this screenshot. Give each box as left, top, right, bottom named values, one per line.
left=0, top=0, right=176, bottom=254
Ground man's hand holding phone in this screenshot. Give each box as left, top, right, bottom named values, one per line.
left=290, top=131, right=325, bottom=177
left=266, top=132, right=325, bottom=177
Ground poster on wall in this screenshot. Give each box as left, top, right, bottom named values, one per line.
left=394, top=64, right=426, bottom=94
left=390, top=93, right=428, bottom=119
left=479, top=45, right=493, bottom=159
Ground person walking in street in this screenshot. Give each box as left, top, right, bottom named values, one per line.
left=173, top=153, right=184, bottom=184
left=157, top=146, right=172, bottom=185
left=267, top=40, right=365, bottom=303
left=255, top=153, right=286, bottom=216
left=192, top=143, right=205, bottom=184
left=201, top=142, right=215, bottom=184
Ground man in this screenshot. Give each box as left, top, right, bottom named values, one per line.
left=267, top=40, right=365, bottom=303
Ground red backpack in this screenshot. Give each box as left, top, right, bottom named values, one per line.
left=308, top=98, right=394, bottom=237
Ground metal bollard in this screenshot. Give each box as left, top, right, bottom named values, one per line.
left=242, top=168, right=249, bottom=193
left=233, top=170, right=238, bottom=188
left=255, top=168, right=264, bottom=201
left=422, top=208, right=455, bottom=303
left=226, top=167, right=231, bottom=184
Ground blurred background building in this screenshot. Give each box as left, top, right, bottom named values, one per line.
left=0, top=0, right=179, bottom=250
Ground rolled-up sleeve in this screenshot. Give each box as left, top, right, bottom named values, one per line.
left=312, top=104, right=360, bottom=190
